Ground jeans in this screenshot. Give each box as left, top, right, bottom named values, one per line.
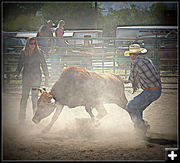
left=126, top=88, right=162, bottom=130
left=56, top=40, right=68, bottom=47
left=55, top=40, right=68, bottom=54
left=37, top=39, right=54, bottom=53
left=37, top=39, right=48, bottom=47
left=19, top=83, right=40, bottom=122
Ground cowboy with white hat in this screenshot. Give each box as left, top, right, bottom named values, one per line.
left=123, top=43, right=162, bottom=139
left=124, top=44, right=147, bottom=56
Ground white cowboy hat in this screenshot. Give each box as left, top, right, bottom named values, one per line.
left=124, top=44, right=147, bottom=56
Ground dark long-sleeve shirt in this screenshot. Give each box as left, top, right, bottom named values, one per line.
left=36, top=25, right=53, bottom=37
left=129, top=55, right=161, bottom=92
left=16, top=49, right=49, bottom=86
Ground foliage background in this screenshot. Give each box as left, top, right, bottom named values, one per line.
left=2, top=2, right=177, bottom=36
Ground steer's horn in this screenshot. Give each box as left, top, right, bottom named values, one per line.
left=32, top=88, right=43, bottom=93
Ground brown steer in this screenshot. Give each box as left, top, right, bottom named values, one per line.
left=32, top=66, right=128, bottom=133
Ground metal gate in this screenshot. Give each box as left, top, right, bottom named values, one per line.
left=3, top=36, right=178, bottom=91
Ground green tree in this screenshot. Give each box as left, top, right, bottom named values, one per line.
left=97, top=3, right=171, bottom=36
left=3, top=2, right=43, bottom=20
left=3, top=2, right=97, bottom=31
left=3, top=14, right=42, bottom=31
left=2, top=2, right=175, bottom=35
left=149, top=3, right=166, bottom=25
left=3, top=2, right=44, bottom=31
left=41, top=3, right=95, bottom=29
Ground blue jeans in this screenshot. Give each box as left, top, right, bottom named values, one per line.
left=126, top=88, right=162, bottom=129
left=56, top=40, right=68, bottom=47
left=19, top=84, right=41, bottom=122
left=55, top=40, right=68, bottom=53
left=37, top=39, right=54, bottom=53
left=37, top=39, right=48, bottom=47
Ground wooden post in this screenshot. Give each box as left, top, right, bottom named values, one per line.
left=94, top=2, right=97, bottom=29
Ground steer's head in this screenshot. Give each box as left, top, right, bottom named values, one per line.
left=32, top=88, right=56, bottom=124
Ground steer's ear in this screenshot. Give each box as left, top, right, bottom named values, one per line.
left=38, top=88, right=43, bottom=93
left=42, top=88, right=46, bottom=92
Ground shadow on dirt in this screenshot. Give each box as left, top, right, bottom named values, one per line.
left=146, top=137, right=177, bottom=145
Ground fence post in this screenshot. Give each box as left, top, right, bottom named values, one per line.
left=113, top=38, right=116, bottom=73
left=157, top=39, right=161, bottom=76
left=102, top=38, right=105, bottom=73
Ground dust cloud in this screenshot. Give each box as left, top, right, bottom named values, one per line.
left=3, top=96, right=136, bottom=143
left=2, top=89, right=177, bottom=160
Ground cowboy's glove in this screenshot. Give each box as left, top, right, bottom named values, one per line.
left=132, top=82, right=139, bottom=94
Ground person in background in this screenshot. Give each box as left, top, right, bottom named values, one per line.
left=55, top=20, right=68, bottom=54
left=15, top=37, right=49, bottom=124
left=36, top=20, right=54, bottom=53
left=123, top=44, right=162, bottom=138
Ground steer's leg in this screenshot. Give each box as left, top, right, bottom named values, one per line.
left=85, top=106, right=95, bottom=120
left=85, top=106, right=99, bottom=126
left=41, top=103, right=64, bottom=133
left=95, top=104, right=107, bottom=121
left=116, top=94, right=128, bottom=112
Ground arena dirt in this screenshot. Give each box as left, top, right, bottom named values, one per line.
left=2, top=88, right=178, bottom=161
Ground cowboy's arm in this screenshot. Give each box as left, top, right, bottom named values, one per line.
left=129, top=62, right=139, bottom=93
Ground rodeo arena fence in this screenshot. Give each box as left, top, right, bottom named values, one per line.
left=3, top=35, right=178, bottom=93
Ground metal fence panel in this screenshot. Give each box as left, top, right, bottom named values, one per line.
left=3, top=36, right=177, bottom=91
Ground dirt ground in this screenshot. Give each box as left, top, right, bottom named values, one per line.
left=2, top=87, right=178, bottom=161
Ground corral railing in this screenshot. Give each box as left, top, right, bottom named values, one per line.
left=3, top=36, right=178, bottom=91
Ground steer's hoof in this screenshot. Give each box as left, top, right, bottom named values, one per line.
left=41, top=125, right=51, bottom=134
left=91, top=117, right=100, bottom=127
left=93, top=119, right=100, bottom=127
left=94, top=121, right=100, bottom=127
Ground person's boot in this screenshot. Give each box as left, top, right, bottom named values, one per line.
left=134, top=122, right=148, bottom=140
